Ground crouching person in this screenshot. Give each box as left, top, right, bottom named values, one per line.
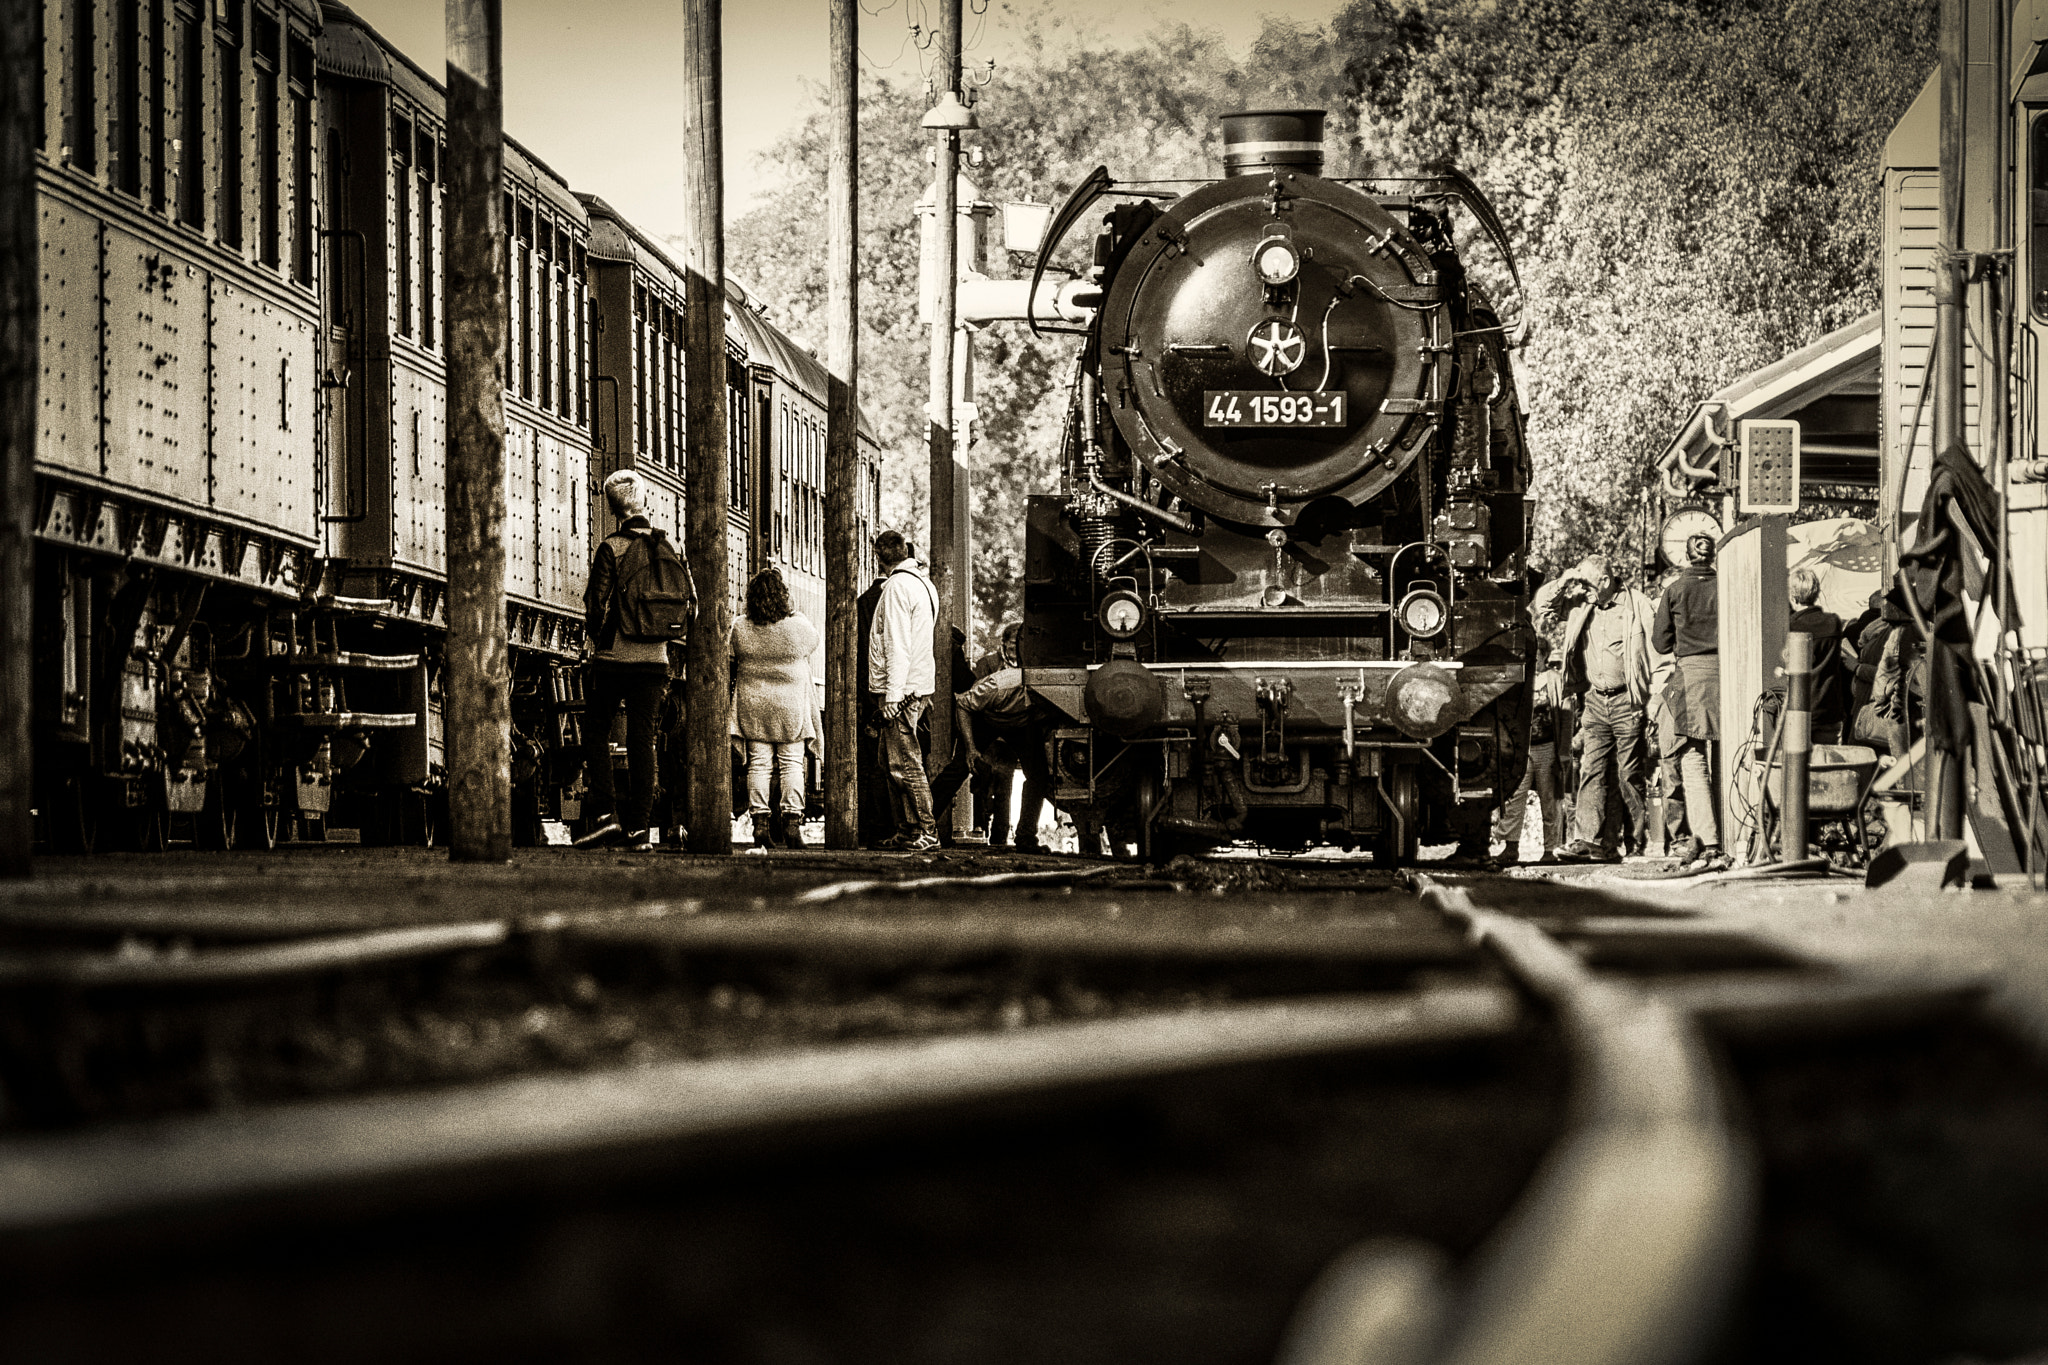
left=577, top=471, right=695, bottom=849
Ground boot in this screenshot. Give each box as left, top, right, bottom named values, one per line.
left=751, top=813, right=778, bottom=848
left=776, top=812, right=806, bottom=849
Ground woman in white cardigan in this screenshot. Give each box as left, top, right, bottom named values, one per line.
left=730, top=568, right=820, bottom=847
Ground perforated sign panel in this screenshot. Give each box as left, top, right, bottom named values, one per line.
left=1738, top=419, right=1802, bottom=514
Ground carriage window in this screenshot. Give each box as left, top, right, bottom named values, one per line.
left=2033, top=112, right=2048, bottom=319
left=253, top=11, right=279, bottom=264
left=214, top=6, right=242, bottom=247
left=416, top=131, right=436, bottom=343
left=175, top=3, right=204, bottom=226
left=536, top=217, right=553, bottom=409
left=115, top=0, right=142, bottom=193
left=66, top=0, right=97, bottom=172
left=392, top=114, right=412, bottom=336
left=289, top=36, right=312, bottom=281
left=632, top=287, right=646, bottom=456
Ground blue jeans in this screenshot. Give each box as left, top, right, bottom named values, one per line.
left=746, top=740, right=806, bottom=817
left=1574, top=688, right=1646, bottom=852
left=879, top=696, right=935, bottom=839
left=1496, top=741, right=1563, bottom=851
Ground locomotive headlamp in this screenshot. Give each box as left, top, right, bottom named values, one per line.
left=1397, top=588, right=1448, bottom=640
left=1099, top=589, right=1146, bottom=639
left=1252, top=237, right=1300, bottom=286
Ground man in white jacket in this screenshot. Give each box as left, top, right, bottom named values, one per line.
left=867, top=530, right=939, bottom=851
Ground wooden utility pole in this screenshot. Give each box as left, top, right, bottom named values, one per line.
left=823, top=0, right=860, bottom=850
left=0, top=0, right=36, bottom=878
left=443, top=0, right=512, bottom=862
left=925, top=0, right=964, bottom=814
left=681, top=0, right=732, bottom=854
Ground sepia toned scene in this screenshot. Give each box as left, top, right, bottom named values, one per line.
left=0, top=0, right=2046, bottom=1361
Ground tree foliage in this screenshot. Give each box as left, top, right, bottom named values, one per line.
left=724, top=0, right=1935, bottom=643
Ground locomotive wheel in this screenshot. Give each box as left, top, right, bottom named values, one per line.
left=233, top=774, right=283, bottom=851
left=126, top=803, right=168, bottom=855
left=45, top=775, right=99, bottom=855
left=197, top=777, right=237, bottom=852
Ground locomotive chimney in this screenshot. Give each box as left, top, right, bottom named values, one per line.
left=1219, top=109, right=1326, bottom=178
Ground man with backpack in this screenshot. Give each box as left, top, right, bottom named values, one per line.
left=575, top=470, right=696, bottom=849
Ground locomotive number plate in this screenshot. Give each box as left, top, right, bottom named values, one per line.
left=1203, top=391, right=1347, bottom=427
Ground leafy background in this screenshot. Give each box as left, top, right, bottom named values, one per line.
left=711, top=0, right=1939, bottom=647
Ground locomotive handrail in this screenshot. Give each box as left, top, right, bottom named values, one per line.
left=1028, top=166, right=1113, bottom=337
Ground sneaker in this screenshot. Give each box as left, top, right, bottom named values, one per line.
left=1687, top=845, right=1730, bottom=873
left=573, top=820, right=624, bottom=850
left=902, top=832, right=941, bottom=854
left=626, top=827, right=657, bottom=850
left=874, top=832, right=910, bottom=851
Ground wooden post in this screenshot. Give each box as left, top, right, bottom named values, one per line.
left=823, top=0, right=859, bottom=850
left=1927, top=0, right=1976, bottom=841
left=1717, top=518, right=1787, bottom=863
left=443, top=0, right=512, bottom=862
left=926, top=0, right=962, bottom=813
left=681, top=0, right=732, bottom=854
left=0, top=0, right=36, bottom=878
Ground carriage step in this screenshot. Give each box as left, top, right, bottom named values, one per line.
left=265, top=650, right=423, bottom=672
left=291, top=712, right=419, bottom=731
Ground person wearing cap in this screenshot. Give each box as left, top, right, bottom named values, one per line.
left=1534, top=553, right=1658, bottom=863
left=1653, top=533, right=1726, bottom=871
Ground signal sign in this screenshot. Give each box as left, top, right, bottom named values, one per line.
left=1738, top=419, right=1801, bottom=514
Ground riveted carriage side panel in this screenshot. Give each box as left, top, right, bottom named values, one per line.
left=102, top=227, right=210, bottom=507
left=37, top=200, right=103, bottom=477
left=210, top=277, right=317, bottom=532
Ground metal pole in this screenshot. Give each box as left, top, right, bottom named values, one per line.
left=0, top=0, right=36, bottom=879
left=1781, top=631, right=1811, bottom=861
left=681, top=0, right=732, bottom=855
left=1928, top=0, right=1968, bottom=841
left=444, top=0, right=512, bottom=863
left=926, top=0, right=961, bottom=815
left=823, top=0, right=859, bottom=850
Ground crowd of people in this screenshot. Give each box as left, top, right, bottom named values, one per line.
left=1501, top=535, right=1923, bottom=871
left=569, top=472, right=1049, bottom=852
left=573, top=470, right=1922, bottom=863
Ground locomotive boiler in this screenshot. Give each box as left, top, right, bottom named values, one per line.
left=1020, top=111, right=1535, bottom=861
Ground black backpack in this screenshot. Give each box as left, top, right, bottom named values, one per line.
left=607, top=529, right=695, bottom=644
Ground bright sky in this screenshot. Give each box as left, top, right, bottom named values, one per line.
left=343, top=0, right=1344, bottom=232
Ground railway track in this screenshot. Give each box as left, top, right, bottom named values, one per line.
left=0, top=859, right=2032, bottom=1364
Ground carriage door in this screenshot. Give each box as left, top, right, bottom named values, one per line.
left=2022, top=100, right=2048, bottom=650
left=319, top=114, right=364, bottom=540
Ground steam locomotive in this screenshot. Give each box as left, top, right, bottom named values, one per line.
left=1021, top=111, right=1535, bottom=861
left=26, top=0, right=879, bottom=852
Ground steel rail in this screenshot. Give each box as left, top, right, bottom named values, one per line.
left=1282, top=877, right=1754, bottom=1365
left=547, top=907, right=1475, bottom=967
left=0, top=987, right=1518, bottom=1233
left=0, top=921, right=508, bottom=987
left=795, top=865, right=1119, bottom=904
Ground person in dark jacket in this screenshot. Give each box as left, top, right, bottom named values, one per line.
left=1652, top=533, right=1725, bottom=869
left=1849, top=592, right=1900, bottom=718
left=854, top=567, right=894, bottom=847
left=1785, top=567, right=1849, bottom=745
left=577, top=470, right=694, bottom=850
